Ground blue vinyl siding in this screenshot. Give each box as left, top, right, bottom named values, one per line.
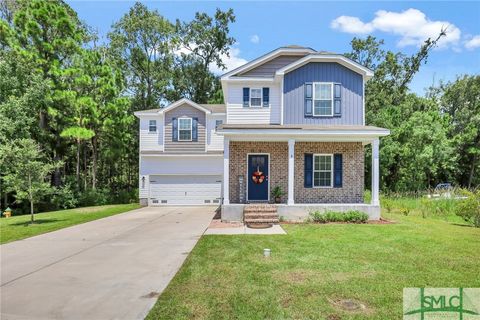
left=283, top=62, right=363, bottom=125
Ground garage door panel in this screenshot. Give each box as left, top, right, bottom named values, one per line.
left=149, top=175, right=222, bottom=205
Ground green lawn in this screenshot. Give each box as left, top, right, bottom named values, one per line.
left=147, top=211, right=480, bottom=319
left=0, top=203, right=140, bottom=244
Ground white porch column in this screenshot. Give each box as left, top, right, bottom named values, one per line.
left=287, top=139, right=295, bottom=205
left=223, top=137, right=230, bottom=205
left=371, top=138, right=380, bottom=206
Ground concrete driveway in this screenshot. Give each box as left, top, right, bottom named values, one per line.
left=0, top=206, right=215, bottom=320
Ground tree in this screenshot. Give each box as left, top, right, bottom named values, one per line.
left=438, top=75, right=480, bottom=188
left=108, top=2, right=175, bottom=110
left=0, top=139, right=60, bottom=223
left=2, top=0, right=87, bottom=186
left=172, top=8, right=235, bottom=103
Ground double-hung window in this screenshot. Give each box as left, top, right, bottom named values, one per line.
left=313, top=83, right=333, bottom=116
left=250, top=88, right=262, bottom=107
left=149, top=120, right=157, bottom=132
left=313, top=154, right=333, bottom=187
left=215, top=120, right=223, bottom=130
left=178, top=118, right=192, bottom=141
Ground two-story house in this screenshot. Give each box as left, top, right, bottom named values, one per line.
left=135, top=46, right=390, bottom=221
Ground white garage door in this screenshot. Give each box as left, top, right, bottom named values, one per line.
left=149, top=175, right=222, bottom=205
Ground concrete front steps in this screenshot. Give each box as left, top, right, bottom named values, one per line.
left=244, top=204, right=279, bottom=225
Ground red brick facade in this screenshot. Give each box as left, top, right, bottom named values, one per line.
left=228, top=141, right=364, bottom=204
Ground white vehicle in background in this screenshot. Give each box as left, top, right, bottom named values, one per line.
left=427, top=183, right=453, bottom=199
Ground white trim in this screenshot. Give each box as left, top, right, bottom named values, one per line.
left=312, top=154, right=334, bottom=188
left=159, top=98, right=211, bottom=115
left=223, top=138, right=230, bottom=204
left=312, top=82, right=334, bottom=117
left=141, top=153, right=223, bottom=157
left=280, top=79, right=284, bottom=125
left=249, top=88, right=263, bottom=107
left=276, top=54, right=374, bottom=79
left=371, top=138, right=380, bottom=206
left=287, top=139, right=295, bottom=205
left=246, top=153, right=270, bottom=202
left=178, top=117, right=193, bottom=141
left=218, top=129, right=390, bottom=137
left=148, top=119, right=157, bottom=132
left=362, top=79, right=365, bottom=125
left=221, top=47, right=316, bottom=80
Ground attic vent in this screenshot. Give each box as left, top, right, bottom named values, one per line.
left=161, top=200, right=168, bottom=204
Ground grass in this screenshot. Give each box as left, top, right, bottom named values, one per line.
left=0, top=203, right=140, bottom=244
left=147, top=206, right=480, bottom=319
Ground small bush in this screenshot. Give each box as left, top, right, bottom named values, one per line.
left=455, top=189, right=480, bottom=228
left=309, top=210, right=368, bottom=224
left=51, top=184, right=78, bottom=210
left=78, top=188, right=110, bottom=207
left=400, top=208, right=410, bottom=216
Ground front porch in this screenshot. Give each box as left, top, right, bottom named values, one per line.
left=219, top=125, right=389, bottom=221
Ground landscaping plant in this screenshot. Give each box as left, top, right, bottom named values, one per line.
left=455, top=189, right=480, bottom=227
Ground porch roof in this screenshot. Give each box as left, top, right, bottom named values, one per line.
left=217, top=124, right=390, bottom=143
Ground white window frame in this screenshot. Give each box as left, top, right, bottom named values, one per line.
left=249, top=88, right=262, bottom=108
left=313, top=154, right=333, bottom=188
left=215, top=119, right=223, bottom=130
left=149, top=120, right=157, bottom=132
left=313, top=82, right=334, bottom=117
left=178, top=117, right=192, bottom=141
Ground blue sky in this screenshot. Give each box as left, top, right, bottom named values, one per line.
left=68, top=1, right=480, bottom=95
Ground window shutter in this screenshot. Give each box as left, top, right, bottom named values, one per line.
left=192, top=117, right=198, bottom=142
left=334, top=153, right=343, bottom=188
left=334, top=83, right=341, bottom=116
left=172, top=117, right=178, bottom=141
left=243, top=87, right=250, bottom=107
left=304, top=83, right=313, bottom=117
left=262, top=87, right=269, bottom=108
left=304, top=153, right=313, bottom=188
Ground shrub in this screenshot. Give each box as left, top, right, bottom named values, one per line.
left=455, top=189, right=480, bottom=228
left=400, top=208, right=410, bottom=216
left=383, top=199, right=393, bottom=213
left=78, top=188, right=109, bottom=207
left=51, top=184, right=79, bottom=210
left=309, top=210, right=368, bottom=224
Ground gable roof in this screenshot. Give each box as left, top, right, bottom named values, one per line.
left=221, top=46, right=374, bottom=81
left=134, top=99, right=225, bottom=117
left=221, top=46, right=316, bottom=80
left=276, top=54, right=374, bottom=79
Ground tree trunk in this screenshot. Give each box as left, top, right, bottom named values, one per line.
left=28, top=174, right=34, bottom=224
left=92, top=135, right=98, bottom=189
left=76, top=138, right=81, bottom=189
left=468, top=154, right=477, bottom=189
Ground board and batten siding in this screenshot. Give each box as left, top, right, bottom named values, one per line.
left=164, top=103, right=206, bottom=153
left=283, top=62, right=364, bottom=125
left=139, top=115, right=164, bottom=151
left=207, top=114, right=225, bottom=151
left=226, top=82, right=281, bottom=124
left=238, top=55, right=306, bottom=78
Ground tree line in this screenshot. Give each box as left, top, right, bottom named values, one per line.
left=0, top=0, right=478, bottom=215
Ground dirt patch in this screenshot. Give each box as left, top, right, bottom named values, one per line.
left=273, top=269, right=319, bottom=284
left=330, top=270, right=376, bottom=282
left=281, top=218, right=394, bottom=225
left=208, top=219, right=243, bottom=229
left=141, top=291, right=160, bottom=299
left=328, top=298, right=371, bottom=314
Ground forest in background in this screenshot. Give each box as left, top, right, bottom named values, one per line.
left=0, top=0, right=478, bottom=214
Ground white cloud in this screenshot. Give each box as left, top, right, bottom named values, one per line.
left=209, top=47, right=248, bottom=75
left=465, top=35, right=480, bottom=50
left=331, top=8, right=461, bottom=48
left=330, top=16, right=373, bottom=34
left=250, top=34, right=260, bottom=44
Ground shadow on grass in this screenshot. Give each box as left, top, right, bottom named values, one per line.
left=451, top=223, right=477, bottom=228
left=10, top=218, right=64, bottom=226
